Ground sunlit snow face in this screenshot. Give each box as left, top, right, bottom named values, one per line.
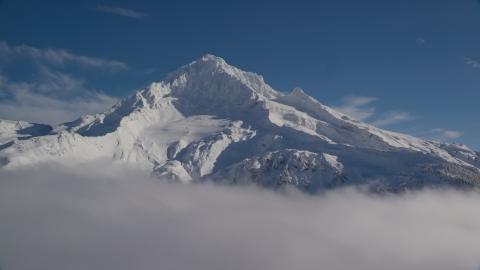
left=0, top=160, right=479, bottom=270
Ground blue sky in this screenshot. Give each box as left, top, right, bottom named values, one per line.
left=0, top=0, right=479, bottom=150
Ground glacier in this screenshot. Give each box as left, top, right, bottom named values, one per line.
left=0, top=54, right=479, bottom=192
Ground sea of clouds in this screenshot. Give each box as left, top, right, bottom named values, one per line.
left=0, top=160, right=479, bottom=270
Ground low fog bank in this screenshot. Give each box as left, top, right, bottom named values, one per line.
left=0, top=161, right=479, bottom=270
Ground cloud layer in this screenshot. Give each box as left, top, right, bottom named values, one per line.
left=0, top=161, right=479, bottom=270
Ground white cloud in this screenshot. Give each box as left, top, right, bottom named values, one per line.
left=443, top=130, right=462, bottom=139
left=429, top=128, right=463, bottom=141
left=0, top=41, right=128, bottom=71
left=332, top=95, right=377, bottom=121
left=332, top=96, right=459, bottom=143
left=0, top=72, right=118, bottom=127
left=416, top=38, right=426, bottom=45
left=370, top=111, right=414, bottom=127
left=461, top=56, right=480, bottom=68
left=0, top=41, right=124, bottom=126
left=332, top=95, right=413, bottom=127
left=0, top=161, right=479, bottom=270
left=97, top=5, right=148, bottom=20
left=0, top=40, right=12, bottom=58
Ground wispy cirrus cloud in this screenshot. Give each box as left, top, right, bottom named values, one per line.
left=0, top=71, right=118, bottom=127
left=97, top=5, right=148, bottom=20
left=401, top=128, right=464, bottom=143
left=0, top=40, right=128, bottom=71
left=0, top=41, right=124, bottom=126
left=332, top=95, right=377, bottom=121
left=332, top=95, right=413, bottom=127
left=461, top=56, right=480, bottom=68
left=416, top=37, right=426, bottom=45
left=370, top=111, right=414, bottom=127
left=430, top=128, right=463, bottom=141
left=332, top=95, right=463, bottom=143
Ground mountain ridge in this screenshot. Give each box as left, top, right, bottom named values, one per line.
left=0, top=55, right=479, bottom=192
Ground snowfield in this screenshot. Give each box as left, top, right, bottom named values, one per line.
left=0, top=54, right=479, bottom=192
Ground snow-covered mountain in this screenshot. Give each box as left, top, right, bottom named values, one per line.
left=1, top=55, right=479, bottom=192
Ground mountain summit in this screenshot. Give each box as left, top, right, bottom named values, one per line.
left=1, top=55, right=479, bottom=192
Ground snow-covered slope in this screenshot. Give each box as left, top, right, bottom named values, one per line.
left=0, top=55, right=479, bottom=192
left=0, top=120, right=52, bottom=143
